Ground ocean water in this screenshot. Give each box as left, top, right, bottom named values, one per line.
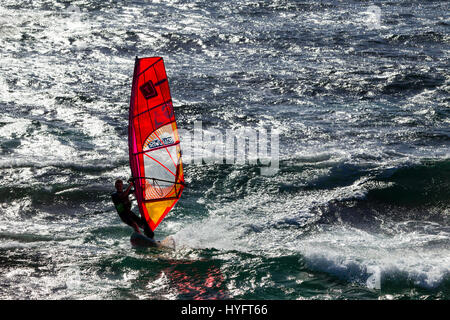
left=0, top=0, right=449, bottom=300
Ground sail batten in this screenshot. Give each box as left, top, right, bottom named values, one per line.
left=128, top=57, right=184, bottom=231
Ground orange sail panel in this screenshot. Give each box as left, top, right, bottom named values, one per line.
left=128, top=57, right=184, bottom=231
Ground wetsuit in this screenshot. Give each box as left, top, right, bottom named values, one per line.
left=111, top=190, right=154, bottom=239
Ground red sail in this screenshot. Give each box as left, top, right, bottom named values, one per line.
left=128, top=57, right=184, bottom=231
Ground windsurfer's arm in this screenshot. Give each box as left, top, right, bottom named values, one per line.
left=127, top=178, right=136, bottom=194
left=117, top=182, right=134, bottom=202
left=127, top=178, right=136, bottom=193
left=124, top=181, right=134, bottom=196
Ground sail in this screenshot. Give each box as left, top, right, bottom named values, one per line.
left=128, top=57, right=184, bottom=231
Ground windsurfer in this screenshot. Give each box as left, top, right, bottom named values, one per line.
left=111, top=179, right=154, bottom=239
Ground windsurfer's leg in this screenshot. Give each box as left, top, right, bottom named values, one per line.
left=129, top=212, right=154, bottom=239
left=130, top=222, right=141, bottom=234
left=120, top=212, right=142, bottom=234
left=142, top=222, right=154, bottom=239
left=126, top=211, right=154, bottom=239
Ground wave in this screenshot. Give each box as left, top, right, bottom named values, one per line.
left=382, top=71, right=446, bottom=95
left=386, top=32, right=450, bottom=45
left=283, top=158, right=450, bottom=206
left=301, top=244, right=450, bottom=293
left=367, top=160, right=450, bottom=207
left=305, top=159, right=450, bottom=229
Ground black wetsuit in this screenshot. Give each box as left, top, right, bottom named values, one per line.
left=111, top=190, right=154, bottom=239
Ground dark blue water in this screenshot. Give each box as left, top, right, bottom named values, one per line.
left=0, top=0, right=449, bottom=299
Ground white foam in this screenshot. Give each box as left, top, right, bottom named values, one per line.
left=299, top=226, right=450, bottom=289
left=173, top=185, right=450, bottom=290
